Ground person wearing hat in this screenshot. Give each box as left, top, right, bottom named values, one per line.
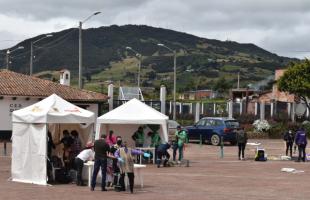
left=74, top=141, right=94, bottom=186
left=283, top=130, right=294, bottom=157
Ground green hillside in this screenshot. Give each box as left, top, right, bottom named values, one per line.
left=0, top=25, right=297, bottom=98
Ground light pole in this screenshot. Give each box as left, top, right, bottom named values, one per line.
left=126, top=46, right=142, bottom=88
left=6, top=46, right=24, bottom=70
left=158, top=43, right=177, bottom=120
left=79, top=11, right=101, bottom=89
left=30, top=34, right=53, bottom=75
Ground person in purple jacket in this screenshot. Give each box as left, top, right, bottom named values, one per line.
left=114, top=141, right=150, bottom=193
left=295, top=127, right=308, bottom=162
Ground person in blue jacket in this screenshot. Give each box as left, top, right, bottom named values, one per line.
left=156, top=142, right=171, bottom=168
left=295, top=127, right=308, bottom=162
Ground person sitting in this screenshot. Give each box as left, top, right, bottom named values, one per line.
left=75, top=141, right=94, bottom=186
left=156, top=142, right=171, bottom=168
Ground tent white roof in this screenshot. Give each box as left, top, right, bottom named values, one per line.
left=12, top=93, right=95, bottom=124
left=96, top=98, right=169, bottom=144
left=11, top=94, right=95, bottom=185
left=97, top=98, right=168, bottom=124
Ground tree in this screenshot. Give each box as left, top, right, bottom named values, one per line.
left=213, top=77, right=231, bottom=96
left=277, top=60, right=310, bottom=111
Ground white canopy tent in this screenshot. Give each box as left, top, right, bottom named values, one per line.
left=11, top=94, right=95, bottom=185
left=96, top=98, right=169, bottom=147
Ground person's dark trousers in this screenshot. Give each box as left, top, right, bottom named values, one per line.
left=286, top=142, right=293, bottom=157
left=178, top=144, right=184, bottom=161
left=113, top=165, right=120, bottom=186
left=91, top=158, right=107, bottom=190
left=163, top=151, right=170, bottom=166
left=157, top=151, right=163, bottom=167
left=74, top=157, right=84, bottom=186
left=119, top=172, right=135, bottom=193
left=172, top=142, right=178, bottom=161
left=154, top=145, right=159, bottom=163
left=298, top=144, right=307, bottom=162
left=238, top=143, right=246, bottom=159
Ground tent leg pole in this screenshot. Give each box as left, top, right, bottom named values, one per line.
left=4, top=141, right=7, bottom=156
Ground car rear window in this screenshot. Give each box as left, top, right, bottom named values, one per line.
left=225, top=120, right=240, bottom=128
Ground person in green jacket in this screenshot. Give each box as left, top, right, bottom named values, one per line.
left=175, top=126, right=187, bottom=162
left=132, top=126, right=145, bottom=147
left=150, top=131, right=161, bottom=161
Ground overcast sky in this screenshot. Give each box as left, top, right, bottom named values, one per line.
left=0, top=0, right=310, bottom=58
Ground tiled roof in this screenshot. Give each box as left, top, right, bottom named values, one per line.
left=0, top=70, right=107, bottom=102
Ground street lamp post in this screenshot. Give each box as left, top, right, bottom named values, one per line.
left=79, top=11, right=101, bottom=89
left=126, top=46, right=142, bottom=88
left=158, top=43, right=177, bottom=120
left=30, top=34, right=53, bottom=75
left=6, top=46, right=24, bottom=70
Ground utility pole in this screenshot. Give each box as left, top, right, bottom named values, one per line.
left=237, top=72, right=240, bottom=89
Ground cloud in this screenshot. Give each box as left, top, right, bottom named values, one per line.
left=0, top=0, right=310, bottom=58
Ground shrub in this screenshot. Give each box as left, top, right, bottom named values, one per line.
left=235, top=114, right=256, bottom=125
left=253, top=120, right=271, bottom=133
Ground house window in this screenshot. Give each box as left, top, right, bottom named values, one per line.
left=65, top=74, right=69, bottom=79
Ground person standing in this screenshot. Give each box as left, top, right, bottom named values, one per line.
left=132, top=126, right=145, bottom=147
left=106, top=130, right=117, bottom=147
left=75, top=141, right=94, bottom=186
left=110, top=136, right=123, bottom=187
left=150, top=131, right=161, bottom=162
left=91, top=134, right=110, bottom=191
left=57, top=130, right=74, bottom=171
left=47, top=131, right=55, bottom=160
left=236, top=127, right=248, bottom=160
left=283, top=130, right=294, bottom=157
left=70, top=130, right=82, bottom=169
left=114, top=142, right=149, bottom=193
left=175, top=126, right=187, bottom=163
left=295, top=127, right=307, bottom=162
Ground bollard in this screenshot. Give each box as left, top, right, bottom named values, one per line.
left=199, top=134, right=202, bottom=147
left=220, top=136, right=224, bottom=158
left=186, top=160, right=190, bottom=167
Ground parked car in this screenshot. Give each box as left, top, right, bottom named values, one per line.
left=185, top=117, right=240, bottom=146
left=168, top=120, right=180, bottom=141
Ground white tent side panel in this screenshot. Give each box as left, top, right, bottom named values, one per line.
left=11, top=123, right=47, bottom=185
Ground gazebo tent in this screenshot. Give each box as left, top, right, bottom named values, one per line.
left=96, top=98, right=169, bottom=147
left=11, top=94, right=95, bottom=185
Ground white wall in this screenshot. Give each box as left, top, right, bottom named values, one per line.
left=0, top=96, right=38, bottom=130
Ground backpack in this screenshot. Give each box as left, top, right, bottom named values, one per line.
left=55, top=168, right=72, bottom=184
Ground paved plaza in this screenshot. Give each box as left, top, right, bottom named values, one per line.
left=1, top=139, right=310, bottom=200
